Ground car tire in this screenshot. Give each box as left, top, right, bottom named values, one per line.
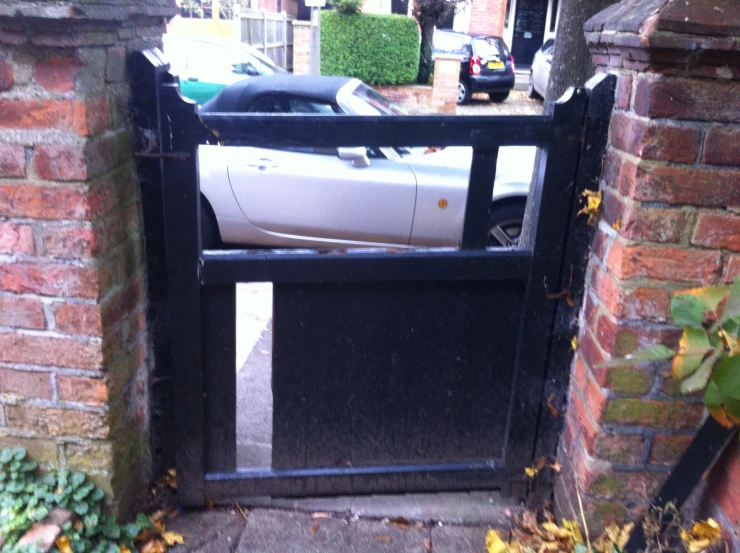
left=200, top=197, right=221, bottom=250
left=488, top=200, right=526, bottom=248
left=489, top=92, right=510, bottom=103
left=527, top=73, right=540, bottom=100
left=457, top=80, right=471, bottom=105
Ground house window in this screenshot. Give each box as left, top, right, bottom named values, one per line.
left=549, top=0, right=559, bottom=32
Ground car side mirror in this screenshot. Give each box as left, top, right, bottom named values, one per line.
left=246, top=65, right=260, bottom=76
left=338, top=147, right=371, bottom=168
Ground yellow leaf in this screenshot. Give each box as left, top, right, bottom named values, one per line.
left=612, top=218, right=621, bottom=231
left=164, top=468, right=177, bottom=490
left=672, top=328, right=713, bottom=379
left=561, top=519, right=583, bottom=544
left=719, top=329, right=740, bottom=356
left=120, top=546, right=132, bottom=553
left=524, top=466, right=538, bottom=478
left=141, top=539, right=167, bottom=553
left=55, top=536, right=73, bottom=553
left=162, top=531, right=185, bottom=546
left=571, top=336, right=578, bottom=350
left=577, top=190, right=602, bottom=226
left=486, top=530, right=509, bottom=553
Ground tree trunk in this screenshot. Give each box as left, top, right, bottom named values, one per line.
left=544, top=0, right=618, bottom=109
left=417, top=21, right=435, bottom=85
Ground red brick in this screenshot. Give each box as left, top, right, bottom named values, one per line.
left=34, top=56, right=82, bottom=93
left=614, top=75, right=632, bottom=110
left=0, top=144, right=25, bottom=177
left=703, top=126, right=740, bottom=166
left=593, top=433, right=643, bottom=464
left=0, top=99, right=90, bottom=135
left=634, top=75, right=740, bottom=122
left=591, top=228, right=609, bottom=260
left=621, top=288, right=671, bottom=322
left=0, top=185, right=90, bottom=220
left=568, top=389, right=599, bottom=452
left=0, top=333, right=103, bottom=369
left=0, top=367, right=52, bottom=399
left=40, top=225, right=96, bottom=259
left=692, top=212, right=740, bottom=252
left=53, top=302, right=102, bottom=335
left=601, top=398, right=703, bottom=429
left=0, top=263, right=98, bottom=299
left=34, top=144, right=87, bottom=182
left=84, top=97, right=111, bottom=137
left=0, top=221, right=34, bottom=254
left=102, top=277, right=144, bottom=330
left=0, top=59, right=12, bottom=91
left=573, top=356, right=588, bottom=395
left=620, top=164, right=740, bottom=207
left=609, top=112, right=700, bottom=163
left=649, top=435, right=692, bottom=465
left=606, top=241, right=722, bottom=283
left=57, top=375, right=108, bottom=404
left=726, top=256, right=740, bottom=283
left=602, top=190, right=685, bottom=243
left=584, top=375, right=608, bottom=421
left=580, top=329, right=608, bottom=368
left=0, top=296, right=45, bottom=329
left=6, top=405, right=108, bottom=438
left=594, top=313, right=680, bottom=356
left=709, top=467, right=740, bottom=526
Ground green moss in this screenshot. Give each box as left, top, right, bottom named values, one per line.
left=608, top=368, right=651, bottom=395
left=602, top=398, right=700, bottom=428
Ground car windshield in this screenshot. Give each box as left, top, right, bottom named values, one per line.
left=346, top=83, right=407, bottom=115
left=233, top=43, right=285, bottom=74
left=472, top=37, right=505, bottom=58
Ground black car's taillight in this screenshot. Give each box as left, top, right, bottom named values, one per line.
left=470, top=55, right=481, bottom=75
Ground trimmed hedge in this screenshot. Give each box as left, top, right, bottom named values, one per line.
left=321, top=11, right=420, bottom=85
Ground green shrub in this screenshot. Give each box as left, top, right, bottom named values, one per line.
left=331, top=0, right=362, bottom=15
left=321, top=11, right=420, bottom=85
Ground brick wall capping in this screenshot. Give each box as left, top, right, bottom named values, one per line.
left=585, top=0, right=740, bottom=38
left=0, top=2, right=177, bottom=23
left=292, top=20, right=310, bottom=26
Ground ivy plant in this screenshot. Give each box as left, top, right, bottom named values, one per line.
left=0, top=448, right=147, bottom=553
left=599, top=278, right=740, bottom=427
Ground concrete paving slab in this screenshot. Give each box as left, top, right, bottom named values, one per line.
left=429, top=523, right=492, bottom=553
left=236, top=495, right=354, bottom=513
left=167, top=509, right=246, bottom=553
left=347, top=518, right=430, bottom=553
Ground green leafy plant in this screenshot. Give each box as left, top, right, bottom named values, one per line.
left=330, top=0, right=363, bottom=14
left=321, top=11, right=420, bottom=85
left=599, top=278, right=740, bottom=427
left=0, top=448, right=146, bottom=553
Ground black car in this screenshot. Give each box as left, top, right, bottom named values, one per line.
left=433, top=30, right=515, bottom=105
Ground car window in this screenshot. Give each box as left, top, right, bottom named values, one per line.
left=434, top=33, right=465, bottom=54
left=541, top=39, right=555, bottom=55
left=472, top=37, right=504, bottom=58
left=287, top=99, right=337, bottom=114
left=247, top=96, right=286, bottom=113
left=187, top=42, right=233, bottom=73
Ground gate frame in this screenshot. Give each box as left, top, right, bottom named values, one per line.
left=129, top=48, right=615, bottom=506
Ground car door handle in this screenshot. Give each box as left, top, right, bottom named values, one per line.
left=187, top=77, right=199, bottom=82
left=246, top=158, right=278, bottom=170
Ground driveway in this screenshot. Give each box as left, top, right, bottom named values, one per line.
left=457, top=90, right=544, bottom=116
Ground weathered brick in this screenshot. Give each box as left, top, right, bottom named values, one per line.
left=568, top=390, right=599, bottom=452
left=593, top=433, right=643, bottom=464
left=34, top=144, right=87, bottom=182
left=594, top=313, right=681, bottom=356
left=0, top=367, right=52, bottom=399
left=620, top=164, right=740, bottom=207
left=580, top=329, right=608, bottom=368
left=606, top=241, right=723, bottom=283
left=102, top=277, right=144, bottom=330
left=0, top=221, right=34, bottom=254
left=726, top=255, right=740, bottom=284
left=0, top=263, right=98, bottom=298
left=0, top=59, right=12, bottom=91
left=585, top=375, right=608, bottom=420
left=105, top=47, right=126, bottom=82
left=634, top=75, right=740, bottom=122
left=33, top=56, right=82, bottom=93
left=598, top=367, right=651, bottom=395
left=593, top=265, right=672, bottom=322
left=0, top=333, right=102, bottom=369
left=0, top=436, right=57, bottom=464
left=57, top=375, right=108, bottom=404
left=609, top=112, right=700, bottom=163
left=6, top=405, right=108, bottom=438
left=586, top=471, right=664, bottom=500
left=703, top=126, right=740, bottom=166
left=40, top=225, right=96, bottom=259
left=602, top=190, right=685, bottom=243
left=692, top=211, right=740, bottom=252
left=0, top=184, right=90, bottom=220
left=0, top=296, right=45, bottom=329
left=615, top=75, right=632, bottom=110
left=591, top=228, right=609, bottom=260
left=649, top=435, right=693, bottom=465
left=0, top=144, right=25, bottom=177
left=65, top=441, right=113, bottom=471
left=0, top=99, right=89, bottom=135
left=53, top=302, right=103, bottom=335
left=601, top=398, right=703, bottom=429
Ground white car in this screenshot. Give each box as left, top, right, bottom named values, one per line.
left=528, top=39, right=554, bottom=100
left=198, top=76, right=536, bottom=249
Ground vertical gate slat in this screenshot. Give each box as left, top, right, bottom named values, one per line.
left=203, top=284, right=237, bottom=472
left=504, top=89, right=589, bottom=491
left=461, top=147, right=499, bottom=249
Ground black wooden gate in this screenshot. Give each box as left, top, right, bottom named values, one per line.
left=129, top=49, right=614, bottom=506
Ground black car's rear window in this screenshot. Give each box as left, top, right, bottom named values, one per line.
left=472, top=37, right=506, bottom=58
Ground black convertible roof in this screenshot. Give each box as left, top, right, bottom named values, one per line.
left=200, top=75, right=354, bottom=112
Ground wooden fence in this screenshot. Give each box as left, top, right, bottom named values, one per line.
left=238, top=9, right=294, bottom=71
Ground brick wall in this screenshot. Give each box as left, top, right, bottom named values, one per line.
left=556, top=0, right=740, bottom=536
left=293, top=21, right=311, bottom=75
left=375, top=57, right=458, bottom=114
left=468, top=0, right=506, bottom=37
left=0, top=0, right=176, bottom=516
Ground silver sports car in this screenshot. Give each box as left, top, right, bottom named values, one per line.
left=198, top=76, right=536, bottom=249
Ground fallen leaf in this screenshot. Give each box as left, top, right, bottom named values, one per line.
left=141, top=539, right=166, bottom=553
left=577, top=190, right=602, bottom=226
left=205, top=498, right=215, bottom=509
left=547, top=289, right=575, bottom=308
left=310, top=523, right=320, bottom=536
left=424, top=538, right=432, bottom=551
left=120, top=546, right=132, bottom=553
left=546, top=393, right=559, bottom=418
left=162, top=531, right=185, bottom=546
left=681, top=518, right=722, bottom=553
left=524, top=466, right=538, bottom=478
left=376, top=535, right=393, bottom=543
left=535, top=456, right=546, bottom=470
left=390, top=517, right=412, bottom=530
left=550, top=461, right=562, bottom=474
left=415, top=522, right=424, bottom=532
left=571, top=336, right=578, bottom=350
left=56, top=536, right=73, bottom=553
left=164, top=468, right=177, bottom=490
left=73, top=520, right=83, bottom=531
left=485, top=530, right=508, bottom=553
left=612, top=218, right=621, bottom=231
left=311, top=512, right=330, bottom=519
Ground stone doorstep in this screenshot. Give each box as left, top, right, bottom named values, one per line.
left=15, top=508, right=73, bottom=553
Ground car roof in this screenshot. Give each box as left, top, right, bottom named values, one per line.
left=434, top=30, right=504, bottom=41
left=200, top=75, right=355, bottom=112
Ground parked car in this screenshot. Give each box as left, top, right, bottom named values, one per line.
left=433, top=30, right=515, bottom=105
left=528, top=38, right=554, bottom=100
left=198, top=76, right=536, bottom=249
left=162, top=34, right=285, bottom=105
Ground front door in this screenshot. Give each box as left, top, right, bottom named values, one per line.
left=510, top=0, right=547, bottom=68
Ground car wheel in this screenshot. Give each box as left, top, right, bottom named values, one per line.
left=200, top=197, right=221, bottom=250
left=489, top=92, right=510, bottom=103
left=457, top=80, right=471, bottom=105
left=488, top=200, right=526, bottom=248
left=528, top=73, right=540, bottom=100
